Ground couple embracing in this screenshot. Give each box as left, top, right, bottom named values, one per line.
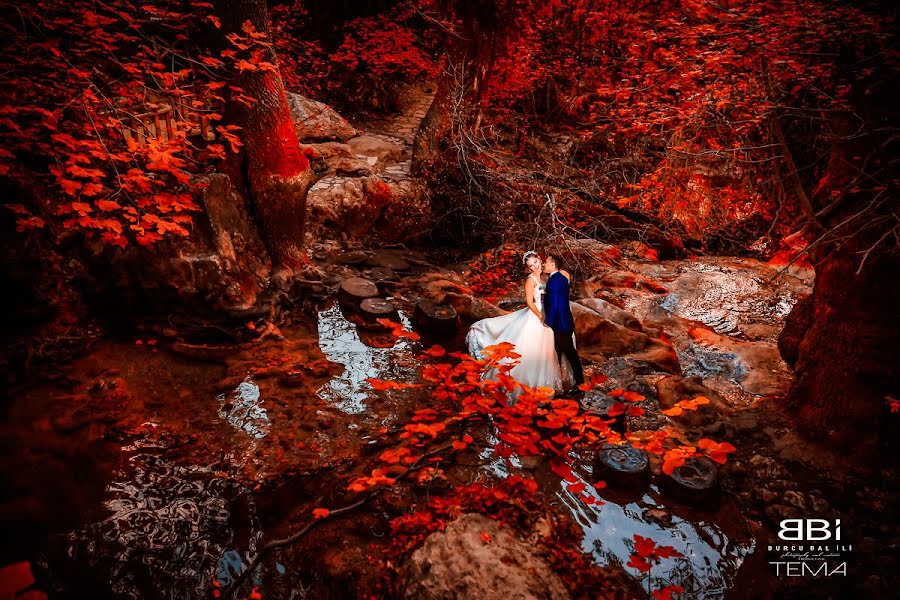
left=466, top=251, right=585, bottom=397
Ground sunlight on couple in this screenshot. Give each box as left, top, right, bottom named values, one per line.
left=466, top=250, right=585, bottom=399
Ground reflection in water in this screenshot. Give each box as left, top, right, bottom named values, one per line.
left=218, top=378, right=269, bottom=439
left=316, top=303, right=418, bottom=413
left=562, top=479, right=754, bottom=598
left=67, top=442, right=261, bottom=599
left=485, top=455, right=753, bottom=598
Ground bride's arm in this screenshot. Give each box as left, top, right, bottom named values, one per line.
left=524, top=277, right=543, bottom=319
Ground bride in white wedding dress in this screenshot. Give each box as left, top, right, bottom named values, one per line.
left=466, top=251, right=574, bottom=395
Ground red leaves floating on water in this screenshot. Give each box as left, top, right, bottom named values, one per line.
left=365, top=378, right=420, bottom=391
left=312, top=508, right=330, bottom=519
left=377, top=319, right=421, bottom=340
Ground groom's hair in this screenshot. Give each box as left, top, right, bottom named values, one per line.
left=546, top=254, right=564, bottom=271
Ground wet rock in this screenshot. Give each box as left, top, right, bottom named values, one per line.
left=399, top=513, right=571, bottom=600
left=85, top=173, right=272, bottom=313
left=339, top=277, right=379, bottom=309
left=286, top=92, right=358, bottom=141
left=413, top=300, right=458, bottom=336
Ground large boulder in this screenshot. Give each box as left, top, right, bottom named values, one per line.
left=399, top=513, right=571, bottom=600
left=286, top=92, right=358, bottom=142
left=572, top=302, right=680, bottom=373
left=306, top=176, right=392, bottom=239
left=576, top=298, right=642, bottom=331
left=85, top=173, right=271, bottom=313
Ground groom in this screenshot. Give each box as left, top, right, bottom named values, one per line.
left=541, top=254, right=585, bottom=395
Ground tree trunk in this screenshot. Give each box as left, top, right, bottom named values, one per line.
left=411, top=6, right=497, bottom=174
left=215, top=0, right=315, bottom=278
left=778, top=94, right=899, bottom=453
left=781, top=250, right=900, bottom=452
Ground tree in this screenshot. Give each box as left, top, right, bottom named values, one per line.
left=214, top=0, right=316, bottom=280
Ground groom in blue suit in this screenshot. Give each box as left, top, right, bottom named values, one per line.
left=542, top=254, right=585, bottom=394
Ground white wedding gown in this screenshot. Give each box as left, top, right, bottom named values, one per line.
left=466, top=274, right=574, bottom=394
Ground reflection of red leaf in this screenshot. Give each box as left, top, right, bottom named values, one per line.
left=550, top=460, right=577, bottom=482
left=652, top=584, right=685, bottom=600
left=312, top=508, right=329, bottom=519
left=566, top=482, right=586, bottom=494
left=627, top=553, right=652, bottom=572
left=634, top=534, right=656, bottom=557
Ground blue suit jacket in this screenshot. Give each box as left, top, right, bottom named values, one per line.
left=543, top=272, right=575, bottom=334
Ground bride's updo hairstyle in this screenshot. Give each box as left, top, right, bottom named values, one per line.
left=522, top=250, right=541, bottom=270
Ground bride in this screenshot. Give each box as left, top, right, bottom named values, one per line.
left=466, top=251, right=573, bottom=395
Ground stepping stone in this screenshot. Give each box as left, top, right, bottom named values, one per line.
left=339, top=277, right=379, bottom=309
left=660, top=456, right=719, bottom=505
left=413, top=300, right=458, bottom=336
left=594, top=443, right=649, bottom=487
left=359, top=298, right=399, bottom=328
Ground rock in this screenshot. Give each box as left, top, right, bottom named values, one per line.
left=576, top=298, right=642, bottom=331
left=366, top=251, right=411, bottom=272
left=286, top=92, right=358, bottom=141
left=399, top=513, right=571, bottom=600
left=557, top=236, right=622, bottom=274
left=444, top=293, right=507, bottom=323
left=655, top=375, right=729, bottom=426
left=359, top=298, right=399, bottom=326
left=782, top=490, right=807, bottom=511
left=347, top=135, right=404, bottom=165
left=88, top=173, right=272, bottom=312
left=644, top=508, right=672, bottom=525
left=729, top=410, right=760, bottom=433
left=413, top=300, right=458, bottom=336
left=661, top=456, right=719, bottom=505
left=765, top=503, right=801, bottom=525
left=307, top=176, right=392, bottom=238
left=308, top=141, right=372, bottom=176
left=572, top=303, right=680, bottom=373
left=339, top=277, right=379, bottom=309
